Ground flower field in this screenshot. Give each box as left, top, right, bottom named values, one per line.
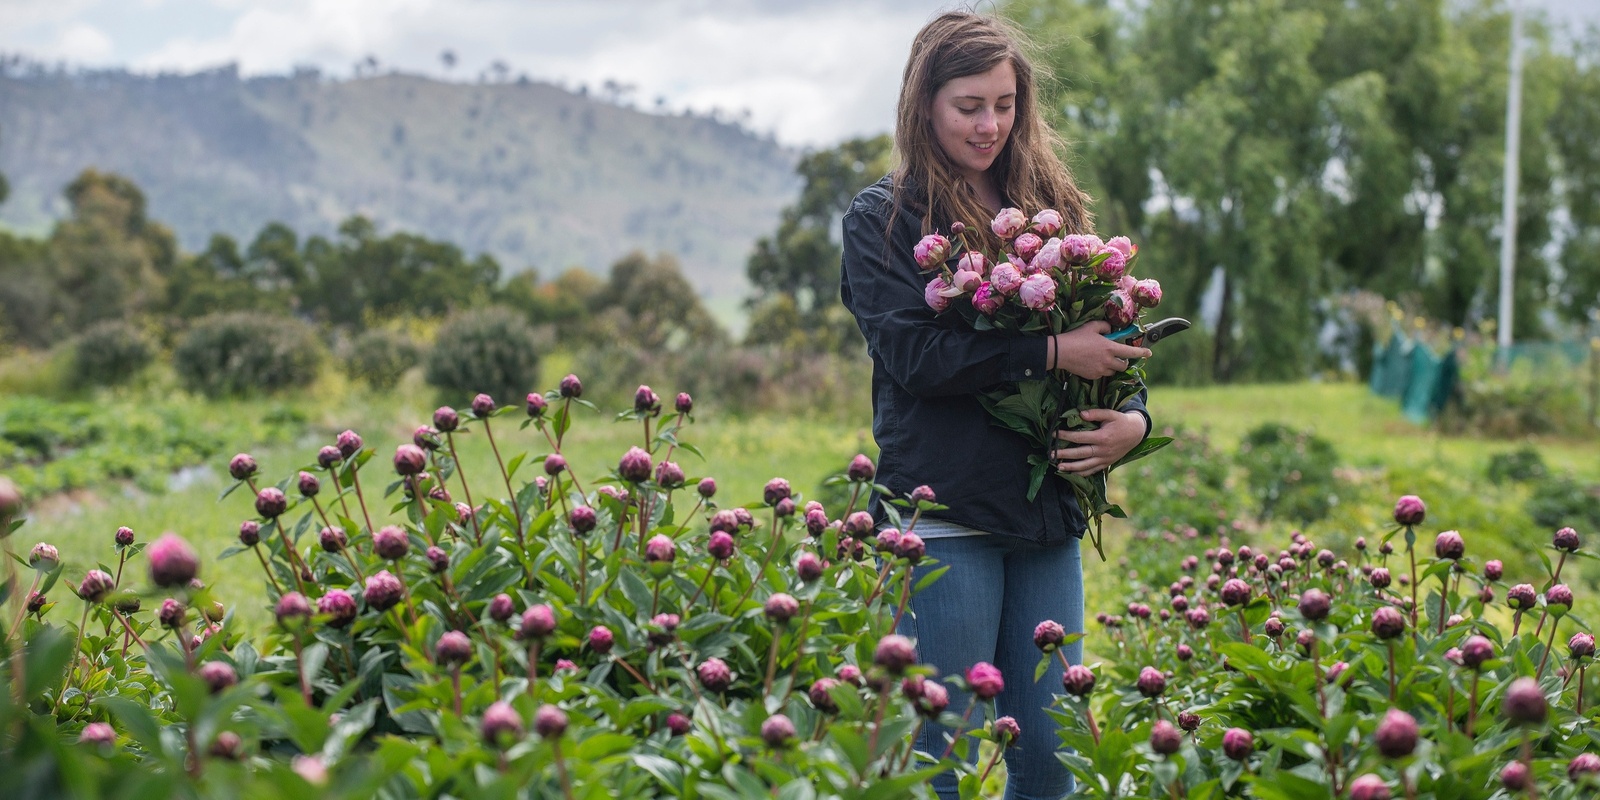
left=1, top=378, right=1597, bottom=798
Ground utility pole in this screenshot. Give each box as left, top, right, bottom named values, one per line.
left=1496, top=0, right=1524, bottom=370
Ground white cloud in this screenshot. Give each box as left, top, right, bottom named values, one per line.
left=121, top=0, right=943, bottom=145
left=52, top=22, right=115, bottom=63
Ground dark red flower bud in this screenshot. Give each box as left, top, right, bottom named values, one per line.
left=697, top=657, right=732, bottom=692
left=275, top=592, right=311, bottom=625
left=1178, top=711, right=1201, bottom=732
left=1299, top=588, right=1330, bottom=621
left=796, top=551, right=823, bottom=582
left=148, top=533, right=200, bottom=588
left=228, top=453, right=257, bottom=481
left=433, top=406, right=459, bottom=432
left=481, top=701, right=523, bottom=747
left=1553, top=526, right=1580, bottom=552
left=435, top=631, right=471, bottom=665
left=633, top=385, right=660, bottom=415
left=1434, top=530, right=1464, bottom=560
left=1223, top=728, right=1253, bottom=761
left=363, top=570, right=404, bottom=611
left=910, top=485, right=936, bottom=504
left=1371, top=606, right=1405, bottom=639
left=1348, top=774, right=1391, bottom=800
left=568, top=505, right=596, bottom=534
left=1462, top=635, right=1495, bottom=669
left=115, top=526, right=135, bottom=547
left=666, top=712, right=692, bottom=735
left=764, top=593, right=800, bottom=623
left=393, top=444, right=427, bottom=476
left=1062, top=664, right=1096, bottom=697
left=874, top=634, right=917, bottom=674
left=618, top=446, right=652, bottom=483
left=588, top=625, right=614, bottom=654
left=848, top=454, right=876, bottom=482
left=1376, top=708, right=1417, bottom=757
left=1508, top=583, right=1537, bottom=610
left=373, top=526, right=410, bottom=560
left=760, top=714, right=795, bottom=748
left=697, top=477, right=717, bottom=498
left=254, top=487, right=288, bottom=519
left=199, top=660, right=238, bottom=694
left=1500, top=761, right=1531, bottom=792
left=318, top=590, right=357, bottom=627
left=558, top=374, right=582, bottom=398
left=238, top=520, right=260, bottom=546
left=1150, top=719, right=1181, bottom=755
left=425, top=545, right=449, bottom=574
left=319, top=526, right=347, bottom=552
left=471, top=393, right=496, bottom=418
left=1393, top=495, right=1425, bottom=526
left=336, top=430, right=363, bottom=458
left=519, top=605, right=556, bottom=639
left=1502, top=677, right=1547, bottom=724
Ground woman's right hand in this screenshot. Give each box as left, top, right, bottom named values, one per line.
left=1050, top=321, right=1153, bottom=379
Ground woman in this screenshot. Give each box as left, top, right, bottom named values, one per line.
left=839, top=11, right=1154, bottom=799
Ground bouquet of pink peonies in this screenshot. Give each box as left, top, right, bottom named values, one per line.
left=914, top=207, right=1171, bottom=561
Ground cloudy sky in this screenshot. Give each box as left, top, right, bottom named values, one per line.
left=3, top=0, right=1595, bottom=146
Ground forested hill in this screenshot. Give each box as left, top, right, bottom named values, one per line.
left=0, top=65, right=800, bottom=295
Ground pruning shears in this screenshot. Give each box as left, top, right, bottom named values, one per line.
left=1104, top=317, right=1191, bottom=348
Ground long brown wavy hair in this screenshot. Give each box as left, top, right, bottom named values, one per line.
left=890, top=10, right=1093, bottom=253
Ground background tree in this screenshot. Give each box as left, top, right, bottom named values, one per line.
left=745, top=135, right=892, bottom=354
left=594, top=251, right=723, bottom=351
left=48, top=169, right=179, bottom=336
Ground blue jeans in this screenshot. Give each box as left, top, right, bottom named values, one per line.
left=896, top=533, right=1085, bottom=800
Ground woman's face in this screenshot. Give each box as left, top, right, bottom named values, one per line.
left=930, top=59, right=1016, bottom=185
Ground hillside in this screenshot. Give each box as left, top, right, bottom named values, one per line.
left=0, top=65, right=801, bottom=295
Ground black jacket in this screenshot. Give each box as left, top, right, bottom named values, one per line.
left=839, top=175, right=1150, bottom=546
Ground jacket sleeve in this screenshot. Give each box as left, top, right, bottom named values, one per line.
left=1120, top=387, right=1153, bottom=441
left=839, top=204, right=1047, bottom=398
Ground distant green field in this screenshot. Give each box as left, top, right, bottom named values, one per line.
left=8, top=379, right=1596, bottom=634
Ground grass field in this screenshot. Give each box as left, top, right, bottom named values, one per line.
left=9, top=377, right=1597, bottom=637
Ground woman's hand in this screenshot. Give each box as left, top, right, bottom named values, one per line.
left=1052, top=409, right=1148, bottom=476
left=1050, top=321, right=1153, bottom=380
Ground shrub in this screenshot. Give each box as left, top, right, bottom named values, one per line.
left=344, top=328, right=420, bottom=389
left=172, top=312, right=324, bottom=398
left=1527, top=473, right=1600, bottom=533
left=1486, top=446, right=1548, bottom=485
left=69, top=320, right=154, bottom=387
left=423, top=306, right=542, bottom=403
left=1237, top=422, right=1340, bottom=524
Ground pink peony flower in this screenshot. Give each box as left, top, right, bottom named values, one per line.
left=1018, top=274, right=1056, bottom=311
left=761, top=714, right=796, bottom=748
left=913, top=234, right=951, bottom=269
left=1104, top=236, right=1134, bottom=257
left=991, top=207, right=1027, bottom=238
left=1132, top=279, right=1163, bottom=308
left=148, top=533, right=200, bottom=589
left=972, top=283, right=1003, bottom=315
left=1061, top=234, right=1097, bottom=265
left=534, top=704, right=568, bottom=739
left=1013, top=233, right=1043, bottom=262
left=1393, top=495, right=1426, bottom=526
left=1032, top=209, right=1064, bottom=236
left=1094, top=248, right=1128, bottom=281
left=957, top=251, right=988, bottom=277
left=1105, top=291, right=1137, bottom=328
left=1030, top=237, right=1062, bottom=272
left=924, top=277, right=952, bottom=312
left=481, top=702, right=524, bottom=747
left=951, top=268, right=983, bottom=293
left=989, top=263, right=1025, bottom=297
left=966, top=662, right=1005, bottom=700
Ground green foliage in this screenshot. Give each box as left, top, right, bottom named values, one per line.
left=1486, top=446, right=1548, bottom=485
left=68, top=320, right=155, bottom=388
left=1526, top=473, right=1600, bottom=534
left=1441, top=349, right=1593, bottom=438
left=423, top=306, right=542, bottom=402
left=593, top=252, right=725, bottom=352
left=0, top=395, right=302, bottom=496
left=1237, top=422, right=1340, bottom=524
left=343, top=328, right=420, bottom=390
left=744, top=135, right=890, bottom=354
left=172, top=312, right=325, bottom=398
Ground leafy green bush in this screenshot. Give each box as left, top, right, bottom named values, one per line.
left=1527, top=473, right=1600, bottom=533
left=173, top=312, right=324, bottom=398
left=1487, top=446, right=1548, bottom=485
left=344, top=328, right=420, bottom=389
left=424, top=306, right=542, bottom=403
left=69, top=320, right=154, bottom=388
left=1237, top=422, right=1341, bottom=524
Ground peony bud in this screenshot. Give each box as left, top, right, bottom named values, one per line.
left=655, top=460, right=685, bottom=489
left=393, top=443, right=427, bottom=475
left=796, top=551, right=823, bottom=582
left=471, top=393, right=496, bottom=418
left=1223, top=728, right=1253, bottom=761
left=847, top=454, right=876, bottom=482
left=373, top=526, right=410, bottom=560
left=894, top=533, right=926, bottom=563
left=1375, top=709, right=1417, bottom=758
left=1034, top=620, right=1066, bottom=652
left=966, top=662, right=1004, bottom=700
left=1220, top=578, right=1251, bottom=607
left=363, top=570, right=404, bottom=612
left=526, top=392, right=548, bottom=418
left=1349, top=774, right=1391, bottom=800
left=317, top=589, right=357, bottom=627
left=519, top=605, right=556, bottom=640
left=148, top=533, right=200, bottom=588
left=435, top=631, right=471, bottom=665
left=481, top=701, right=524, bottom=747
left=79, top=722, right=116, bottom=747
left=558, top=374, right=583, bottom=398
left=336, top=430, right=363, bottom=458
left=1371, top=606, right=1405, bottom=639
left=1061, top=664, right=1096, bottom=697
left=645, top=535, right=676, bottom=565
left=1570, top=632, right=1596, bottom=660
left=913, top=234, right=951, bottom=269
left=873, top=634, right=916, bottom=674
left=762, top=477, right=791, bottom=506
left=228, top=453, right=257, bottom=481
left=697, top=657, right=732, bottom=692
left=588, top=625, right=614, bottom=654
left=318, top=526, right=347, bottom=553
left=760, top=714, right=796, bottom=748
left=1546, top=584, right=1573, bottom=612
left=1032, top=209, right=1064, bottom=237
left=1434, top=530, right=1464, bottom=560
left=1569, top=753, right=1600, bottom=782
left=1018, top=273, right=1056, bottom=311
left=114, top=526, right=136, bottom=547
left=254, top=487, right=288, bottom=519
left=809, top=678, right=841, bottom=713
left=275, top=592, right=311, bottom=626
left=1462, top=635, right=1494, bottom=669
left=1150, top=719, right=1181, bottom=755
left=199, top=661, right=238, bottom=694
left=1502, top=677, right=1547, bottom=725
left=666, top=712, right=692, bottom=735
left=1393, top=495, right=1425, bottom=526
left=425, top=545, right=449, bottom=574
left=618, top=447, right=652, bottom=483
left=1507, top=583, right=1537, bottom=610
left=1553, top=526, right=1580, bottom=552
left=568, top=505, right=597, bottom=535
left=924, top=277, right=952, bottom=312
left=1136, top=666, right=1167, bottom=698
left=993, top=716, right=1022, bottom=747
left=1131, top=279, right=1162, bottom=308
left=238, top=520, right=260, bottom=547
left=764, top=593, right=800, bottom=624
left=634, top=385, right=661, bottom=416
left=991, top=207, right=1027, bottom=238
left=971, top=282, right=1003, bottom=315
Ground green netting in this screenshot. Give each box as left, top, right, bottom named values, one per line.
left=1369, top=325, right=1458, bottom=422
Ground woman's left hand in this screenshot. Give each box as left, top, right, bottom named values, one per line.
left=1052, top=409, right=1147, bottom=476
